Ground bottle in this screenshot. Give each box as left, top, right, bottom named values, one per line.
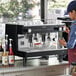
left=5, top=34, right=8, bottom=52
left=2, top=52, right=8, bottom=67
left=8, top=39, right=15, bottom=66
left=2, top=40, right=9, bottom=67
left=0, top=39, right=4, bottom=61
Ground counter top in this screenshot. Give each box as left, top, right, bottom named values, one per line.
left=0, top=55, right=69, bottom=74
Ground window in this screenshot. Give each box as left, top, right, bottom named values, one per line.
left=0, top=0, right=41, bottom=23
left=46, top=0, right=73, bottom=24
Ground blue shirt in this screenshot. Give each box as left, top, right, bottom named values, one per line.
left=67, top=20, right=76, bottom=49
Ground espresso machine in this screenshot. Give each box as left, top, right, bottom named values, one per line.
left=5, top=23, right=68, bottom=65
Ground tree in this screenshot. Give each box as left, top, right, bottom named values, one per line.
left=7, top=0, right=19, bottom=18
left=48, top=0, right=70, bottom=8
left=0, top=0, right=35, bottom=21
left=19, top=0, right=35, bottom=19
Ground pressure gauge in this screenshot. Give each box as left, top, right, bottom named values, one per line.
left=59, top=27, right=62, bottom=31
left=28, top=28, right=32, bottom=33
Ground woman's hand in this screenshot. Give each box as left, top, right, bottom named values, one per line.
left=59, top=38, right=67, bottom=46
left=64, top=26, right=70, bottom=34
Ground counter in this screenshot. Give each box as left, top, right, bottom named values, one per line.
left=0, top=55, right=71, bottom=76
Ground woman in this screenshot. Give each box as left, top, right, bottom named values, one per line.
left=59, top=1, right=76, bottom=64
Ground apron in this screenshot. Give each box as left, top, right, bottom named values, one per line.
left=68, top=49, right=76, bottom=64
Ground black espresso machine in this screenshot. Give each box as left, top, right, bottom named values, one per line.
left=5, top=23, right=68, bottom=65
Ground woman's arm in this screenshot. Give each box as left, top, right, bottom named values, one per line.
left=67, top=25, right=76, bottom=49
left=59, top=38, right=67, bottom=46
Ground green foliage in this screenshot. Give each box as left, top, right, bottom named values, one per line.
left=8, top=0, right=19, bottom=17
left=0, top=0, right=35, bottom=20
left=48, top=0, right=69, bottom=8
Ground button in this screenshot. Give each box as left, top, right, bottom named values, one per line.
left=59, top=27, right=62, bottom=31
left=28, top=28, right=32, bottom=33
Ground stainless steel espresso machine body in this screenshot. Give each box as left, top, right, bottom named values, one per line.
left=6, top=24, right=67, bottom=64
